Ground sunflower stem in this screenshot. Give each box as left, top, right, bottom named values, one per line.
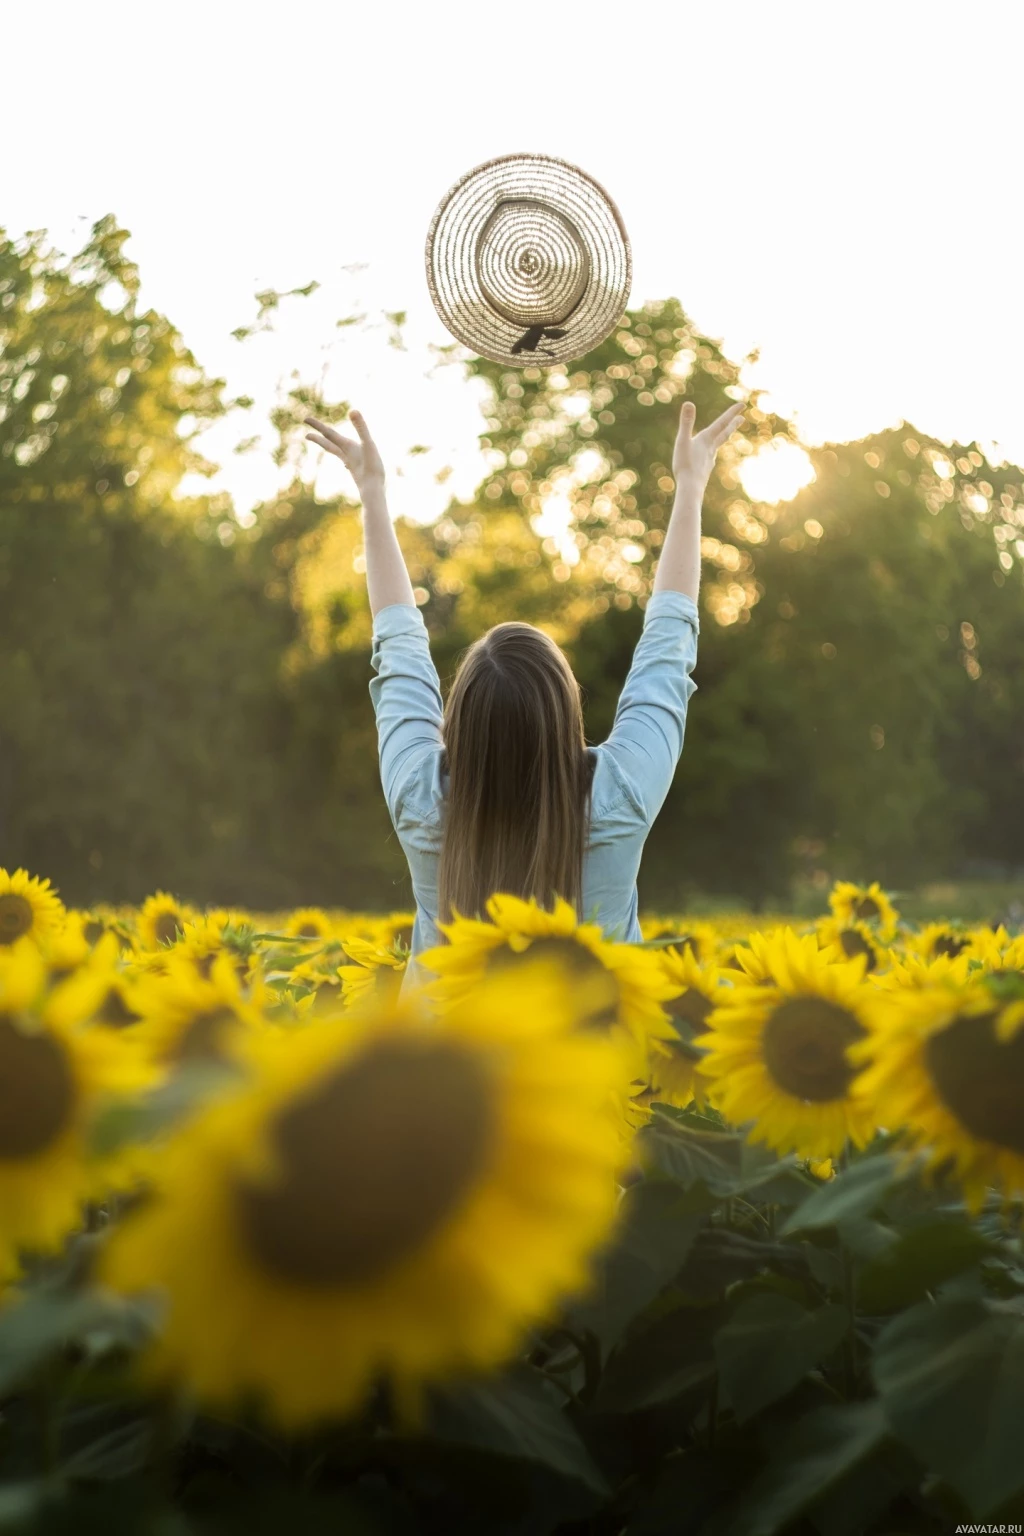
left=148, top=1388, right=188, bottom=1501
left=705, top=1371, right=719, bottom=1448
left=37, top=1383, right=61, bottom=1477
left=837, top=1144, right=858, bottom=1397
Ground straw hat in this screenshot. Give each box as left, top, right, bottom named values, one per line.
left=425, top=153, right=631, bottom=368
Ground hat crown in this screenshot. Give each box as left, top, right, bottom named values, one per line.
left=474, top=197, right=591, bottom=329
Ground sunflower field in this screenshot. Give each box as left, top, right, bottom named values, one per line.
left=0, top=867, right=1022, bottom=1535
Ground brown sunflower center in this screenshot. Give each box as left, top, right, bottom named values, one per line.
left=0, top=1017, right=75, bottom=1158
left=839, top=930, right=877, bottom=972
left=925, top=1010, right=1024, bottom=1154
left=234, top=1041, right=494, bottom=1287
left=665, top=987, right=714, bottom=1032
left=153, top=911, right=183, bottom=948
left=168, top=1007, right=238, bottom=1064
left=932, top=934, right=967, bottom=959
left=489, top=937, right=618, bottom=1028
left=0, top=895, right=34, bottom=945
left=761, top=997, right=866, bottom=1102
left=296, top=923, right=322, bottom=938
left=97, top=987, right=142, bottom=1029
left=853, top=896, right=880, bottom=921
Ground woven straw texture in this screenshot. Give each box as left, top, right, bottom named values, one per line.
left=425, top=153, right=631, bottom=368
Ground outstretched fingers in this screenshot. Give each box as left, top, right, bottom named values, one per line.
left=707, top=401, right=747, bottom=446
left=305, top=430, right=349, bottom=458
left=304, top=414, right=357, bottom=460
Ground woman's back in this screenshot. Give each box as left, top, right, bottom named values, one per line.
left=368, top=586, right=700, bottom=983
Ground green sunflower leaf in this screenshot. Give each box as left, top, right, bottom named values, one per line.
left=639, top=1109, right=808, bottom=1202
left=856, top=1220, right=997, bottom=1312
left=596, top=1294, right=721, bottom=1413
left=427, top=1364, right=608, bottom=1495
left=780, top=1153, right=906, bottom=1236
left=714, top=1293, right=850, bottom=1422
left=567, top=1180, right=708, bottom=1357
left=89, top=1060, right=245, bottom=1156
left=872, top=1295, right=1024, bottom=1516
left=0, top=1285, right=159, bottom=1396
left=709, top=1399, right=889, bottom=1536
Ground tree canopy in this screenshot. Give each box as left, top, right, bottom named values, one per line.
left=1, top=220, right=1021, bottom=908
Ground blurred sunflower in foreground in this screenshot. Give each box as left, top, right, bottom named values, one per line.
left=0, top=868, right=66, bottom=948
left=850, top=977, right=1024, bottom=1211
left=0, top=939, right=150, bottom=1280
left=128, top=952, right=272, bottom=1069
left=99, top=966, right=629, bottom=1429
left=694, top=928, right=878, bottom=1160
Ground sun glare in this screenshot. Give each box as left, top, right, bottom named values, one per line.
left=738, top=438, right=817, bottom=505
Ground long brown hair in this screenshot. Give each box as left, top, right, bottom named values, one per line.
left=437, top=621, right=594, bottom=927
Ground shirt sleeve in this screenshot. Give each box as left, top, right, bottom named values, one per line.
left=601, top=587, right=700, bottom=827
left=368, top=601, right=444, bottom=825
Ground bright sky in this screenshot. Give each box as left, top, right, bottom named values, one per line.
left=5, top=0, right=1023, bottom=523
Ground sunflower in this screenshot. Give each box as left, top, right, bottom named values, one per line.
left=641, top=945, right=723, bottom=1109
left=377, top=911, right=416, bottom=952
left=46, top=936, right=146, bottom=1034
left=639, top=917, right=720, bottom=964
left=722, top=925, right=838, bottom=985
left=828, top=881, right=899, bottom=940
left=139, top=911, right=261, bottom=990
left=337, top=938, right=407, bottom=1009
left=418, top=895, right=679, bottom=1071
left=36, top=912, right=94, bottom=980
left=850, top=979, right=1024, bottom=1212
left=693, top=927, right=878, bottom=1160
left=99, top=965, right=629, bottom=1429
left=283, top=908, right=335, bottom=941
left=284, top=956, right=346, bottom=1017
left=76, top=906, right=135, bottom=953
left=136, top=892, right=196, bottom=953
left=963, top=928, right=1024, bottom=982
left=128, top=951, right=271, bottom=1069
left=906, top=922, right=974, bottom=964
left=816, top=917, right=887, bottom=975
left=873, top=947, right=973, bottom=993
left=0, top=868, right=65, bottom=948
left=0, top=939, right=151, bottom=1280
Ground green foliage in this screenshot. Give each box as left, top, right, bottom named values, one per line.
left=2, top=224, right=1024, bottom=912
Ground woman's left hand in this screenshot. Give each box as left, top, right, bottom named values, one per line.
left=305, top=410, right=385, bottom=498
left=672, top=399, right=747, bottom=489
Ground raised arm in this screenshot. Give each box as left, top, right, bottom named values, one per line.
left=653, top=398, right=747, bottom=600
left=602, top=398, right=747, bottom=825
left=304, top=409, right=443, bottom=826
left=304, top=409, right=415, bottom=619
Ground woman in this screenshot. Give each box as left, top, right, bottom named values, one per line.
left=305, top=396, right=745, bottom=991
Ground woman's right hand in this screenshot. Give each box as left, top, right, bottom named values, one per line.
left=305, top=410, right=386, bottom=497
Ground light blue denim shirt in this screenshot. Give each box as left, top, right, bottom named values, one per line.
left=368, top=588, right=699, bottom=993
